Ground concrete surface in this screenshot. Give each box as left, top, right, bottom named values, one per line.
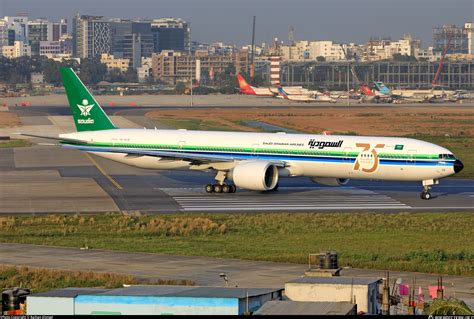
left=0, top=102, right=473, bottom=214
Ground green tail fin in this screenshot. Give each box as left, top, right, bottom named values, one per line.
left=60, top=68, right=116, bottom=132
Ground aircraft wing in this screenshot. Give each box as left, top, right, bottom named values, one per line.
left=61, top=143, right=285, bottom=167
left=12, top=133, right=88, bottom=144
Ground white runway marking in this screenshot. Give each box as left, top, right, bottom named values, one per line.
left=159, top=187, right=412, bottom=211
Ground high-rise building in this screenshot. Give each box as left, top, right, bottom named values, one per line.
left=465, top=22, right=474, bottom=55
left=28, top=19, right=53, bottom=55
left=2, top=41, right=31, bottom=58
left=433, top=24, right=468, bottom=54
left=53, top=19, right=68, bottom=41
left=151, top=49, right=248, bottom=84
left=110, top=19, right=153, bottom=68
left=3, top=16, right=28, bottom=42
left=73, top=15, right=111, bottom=59
left=151, top=18, right=189, bottom=53
left=0, top=20, right=8, bottom=48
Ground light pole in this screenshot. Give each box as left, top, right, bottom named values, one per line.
left=188, top=27, right=193, bottom=106
left=347, top=60, right=350, bottom=106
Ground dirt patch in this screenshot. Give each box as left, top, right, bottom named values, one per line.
left=0, top=112, right=21, bottom=128
left=146, top=106, right=474, bottom=137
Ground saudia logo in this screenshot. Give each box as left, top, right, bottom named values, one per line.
left=77, top=99, right=95, bottom=124
left=78, top=118, right=95, bottom=124
left=354, top=143, right=385, bottom=173
left=308, top=139, right=343, bottom=149
left=78, top=99, right=94, bottom=117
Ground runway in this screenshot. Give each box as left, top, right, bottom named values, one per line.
left=1, top=145, right=472, bottom=214
left=0, top=101, right=473, bottom=214
left=160, top=184, right=412, bottom=211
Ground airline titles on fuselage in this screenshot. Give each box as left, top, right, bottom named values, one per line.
left=308, top=139, right=344, bottom=149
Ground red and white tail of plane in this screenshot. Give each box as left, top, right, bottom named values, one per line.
left=237, top=74, right=274, bottom=96
left=359, top=84, right=375, bottom=97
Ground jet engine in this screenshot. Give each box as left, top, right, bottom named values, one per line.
left=311, top=177, right=350, bottom=186
left=229, top=161, right=279, bottom=191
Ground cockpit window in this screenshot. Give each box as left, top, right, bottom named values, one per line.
left=439, top=154, right=455, bottom=160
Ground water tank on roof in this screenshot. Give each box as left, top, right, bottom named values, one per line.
left=319, top=251, right=338, bottom=269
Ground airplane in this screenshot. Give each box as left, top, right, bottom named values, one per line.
left=276, top=86, right=337, bottom=103
left=236, top=73, right=274, bottom=96
left=358, top=83, right=397, bottom=103
left=390, top=87, right=458, bottom=103
left=18, top=68, right=464, bottom=200
left=237, top=73, right=320, bottom=97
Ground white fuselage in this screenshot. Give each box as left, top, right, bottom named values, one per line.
left=60, top=129, right=457, bottom=182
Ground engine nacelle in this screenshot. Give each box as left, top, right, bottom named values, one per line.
left=311, top=177, right=350, bottom=186
left=229, top=161, right=279, bottom=191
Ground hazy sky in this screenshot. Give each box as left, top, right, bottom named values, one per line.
left=0, top=0, right=472, bottom=47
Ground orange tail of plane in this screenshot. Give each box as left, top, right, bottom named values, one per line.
left=237, top=73, right=254, bottom=94
left=360, top=84, right=375, bottom=96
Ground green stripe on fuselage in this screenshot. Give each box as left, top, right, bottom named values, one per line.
left=61, top=141, right=442, bottom=160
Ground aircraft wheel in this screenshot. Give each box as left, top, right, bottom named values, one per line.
left=213, top=184, right=223, bottom=193
left=222, top=184, right=230, bottom=193
left=230, top=185, right=237, bottom=193
left=420, top=191, right=431, bottom=200
left=205, top=184, right=214, bottom=193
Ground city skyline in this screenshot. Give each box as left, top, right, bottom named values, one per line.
left=0, top=0, right=472, bottom=47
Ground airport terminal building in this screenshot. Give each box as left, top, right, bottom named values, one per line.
left=279, top=61, right=474, bottom=89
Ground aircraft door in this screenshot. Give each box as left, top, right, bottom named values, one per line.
left=407, top=149, right=417, bottom=166
left=252, top=143, right=260, bottom=158
left=179, top=140, right=186, bottom=152
left=343, top=147, right=353, bottom=162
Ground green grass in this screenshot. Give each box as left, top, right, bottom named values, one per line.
left=157, top=118, right=236, bottom=131
left=0, top=265, right=194, bottom=293
left=1, top=213, right=472, bottom=276
left=0, top=139, right=32, bottom=148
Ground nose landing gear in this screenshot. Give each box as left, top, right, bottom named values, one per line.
left=420, top=188, right=432, bottom=200
left=420, top=179, right=438, bottom=200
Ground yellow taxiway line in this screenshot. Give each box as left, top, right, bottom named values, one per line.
left=85, top=153, right=123, bottom=190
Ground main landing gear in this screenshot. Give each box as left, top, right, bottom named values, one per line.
left=205, top=170, right=237, bottom=194
left=420, top=179, right=438, bottom=200
left=205, top=183, right=237, bottom=194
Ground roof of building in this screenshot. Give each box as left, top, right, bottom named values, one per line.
left=30, top=288, right=111, bottom=298
left=254, top=301, right=356, bottom=315
left=287, top=277, right=381, bottom=285
left=98, top=286, right=282, bottom=299
left=30, top=286, right=283, bottom=299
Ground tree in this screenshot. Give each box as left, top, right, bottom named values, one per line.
left=214, top=63, right=238, bottom=94
left=424, top=298, right=473, bottom=315
left=392, top=53, right=417, bottom=62
left=106, top=68, right=126, bottom=83
left=78, top=59, right=107, bottom=84
left=175, top=81, right=186, bottom=94
left=316, top=56, right=326, bottom=62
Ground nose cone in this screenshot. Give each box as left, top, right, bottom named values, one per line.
left=454, top=159, right=464, bottom=174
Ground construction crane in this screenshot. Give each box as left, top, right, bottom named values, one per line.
left=250, top=16, right=256, bottom=81
left=432, top=32, right=453, bottom=87
left=288, top=26, right=295, bottom=60
left=339, top=44, right=361, bottom=85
